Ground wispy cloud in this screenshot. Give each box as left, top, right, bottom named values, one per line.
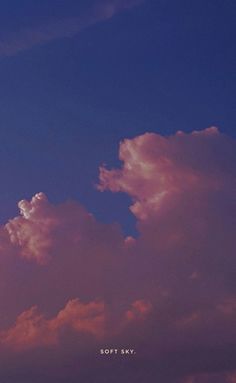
left=0, top=0, right=144, bottom=57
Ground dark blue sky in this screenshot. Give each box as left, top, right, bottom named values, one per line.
left=0, top=0, right=235, bottom=233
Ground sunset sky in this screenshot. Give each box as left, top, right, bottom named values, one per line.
left=0, top=1, right=235, bottom=382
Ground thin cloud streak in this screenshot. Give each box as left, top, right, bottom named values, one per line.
left=0, top=0, right=144, bottom=57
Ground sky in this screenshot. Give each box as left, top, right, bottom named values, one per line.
left=0, top=1, right=235, bottom=382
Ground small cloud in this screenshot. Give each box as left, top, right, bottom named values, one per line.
left=5, top=192, right=58, bottom=264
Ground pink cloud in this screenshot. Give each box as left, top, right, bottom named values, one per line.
left=125, top=300, right=152, bottom=322
left=0, top=298, right=152, bottom=351
left=98, top=127, right=232, bottom=220
left=0, top=299, right=106, bottom=350
left=5, top=193, right=57, bottom=264
left=0, top=127, right=235, bottom=382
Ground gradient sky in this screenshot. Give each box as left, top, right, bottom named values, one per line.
left=0, top=0, right=235, bottom=231
left=0, top=1, right=235, bottom=382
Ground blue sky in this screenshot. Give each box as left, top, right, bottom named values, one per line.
left=0, top=0, right=235, bottom=232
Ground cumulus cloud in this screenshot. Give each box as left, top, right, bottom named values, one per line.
left=0, top=127, right=235, bottom=382
left=0, top=298, right=152, bottom=351
left=0, top=0, right=145, bottom=57
left=98, top=127, right=235, bottom=219
left=5, top=193, right=57, bottom=264
left=0, top=299, right=105, bottom=350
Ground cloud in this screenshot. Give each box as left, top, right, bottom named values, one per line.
left=125, top=300, right=152, bottom=322
left=5, top=193, right=57, bottom=264
left=0, top=299, right=106, bottom=350
left=0, top=0, right=145, bottom=57
left=0, top=298, right=152, bottom=351
left=0, top=127, right=235, bottom=382
left=98, top=127, right=234, bottom=219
